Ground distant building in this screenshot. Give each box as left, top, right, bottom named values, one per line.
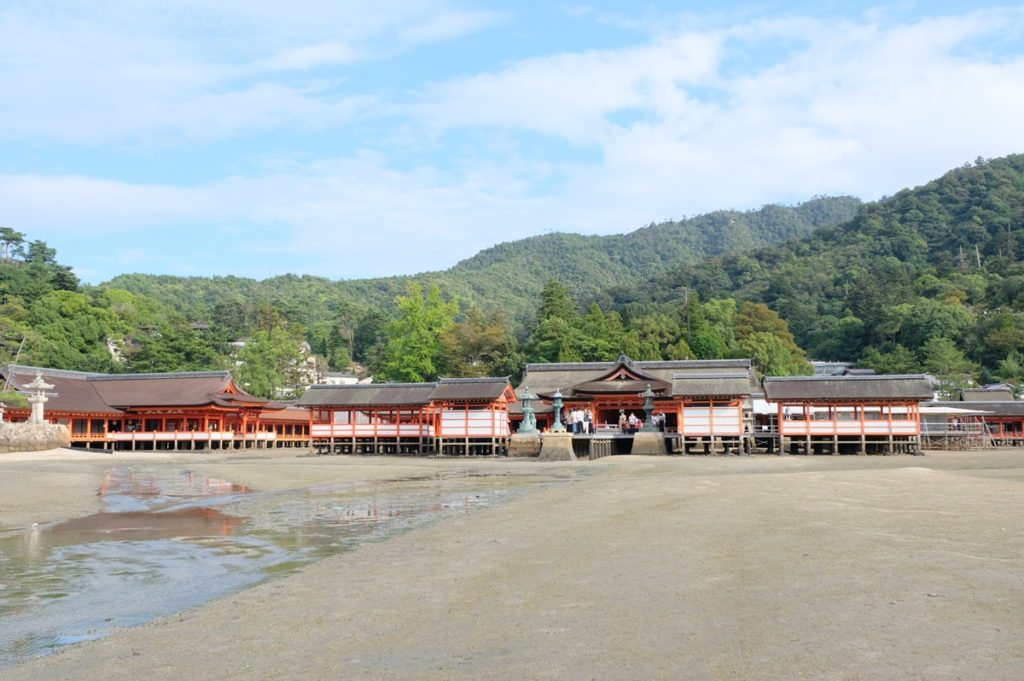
left=809, top=361, right=874, bottom=377
left=322, top=372, right=362, bottom=385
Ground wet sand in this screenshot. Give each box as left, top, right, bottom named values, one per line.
left=2, top=449, right=1023, bottom=680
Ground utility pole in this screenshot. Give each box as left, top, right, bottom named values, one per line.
left=683, top=288, right=692, bottom=345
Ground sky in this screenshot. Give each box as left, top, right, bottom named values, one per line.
left=2, top=2, right=1024, bottom=284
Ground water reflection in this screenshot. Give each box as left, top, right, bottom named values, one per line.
left=0, top=465, right=582, bottom=669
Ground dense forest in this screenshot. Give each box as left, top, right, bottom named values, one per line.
left=2, top=155, right=1022, bottom=398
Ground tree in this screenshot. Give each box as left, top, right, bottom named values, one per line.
left=237, top=327, right=306, bottom=398
left=0, top=228, right=25, bottom=263
left=628, top=313, right=683, bottom=360
left=378, top=283, right=457, bottom=382
left=858, top=345, right=921, bottom=374
left=735, top=302, right=799, bottom=346
left=537, top=279, right=578, bottom=322
left=353, top=309, right=388, bottom=366
left=576, top=303, right=626, bottom=361
left=733, top=301, right=810, bottom=372
left=702, top=298, right=737, bottom=349
left=922, top=337, right=978, bottom=399
left=994, top=351, right=1024, bottom=397
left=23, top=290, right=118, bottom=371
left=524, top=316, right=586, bottom=363
left=898, top=298, right=974, bottom=349
left=126, top=323, right=225, bottom=373
left=739, top=331, right=813, bottom=377
left=440, top=308, right=520, bottom=378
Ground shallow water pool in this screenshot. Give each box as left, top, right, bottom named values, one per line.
left=0, top=465, right=583, bottom=668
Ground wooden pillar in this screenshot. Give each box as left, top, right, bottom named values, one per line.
left=803, top=403, right=811, bottom=455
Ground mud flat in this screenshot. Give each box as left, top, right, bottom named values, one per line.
left=2, top=449, right=1023, bottom=680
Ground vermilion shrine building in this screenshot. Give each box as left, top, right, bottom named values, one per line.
left=928, top=388, right=1024, bottom=447
left=1, top=365, right=309, bottom=450
left=0, top=359, right=950, bottom=457
left=762, top=375, right=934, bottom=454
left=297, top=377, right=516, bottom=456
left=513, top=356, right=760, bottom=454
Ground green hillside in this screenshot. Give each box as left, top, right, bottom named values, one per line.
left=6, top=154, right=1023, bottom=396
left=626, top=154, right=1024, bottom=388
left=106, top=196, right=862, bottom=329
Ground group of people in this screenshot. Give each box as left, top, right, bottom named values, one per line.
left=562, top=407, right=595, bottom=434
left=616, top=410, right=666, bottom=434
left=557, top=406, right=668, bottom=434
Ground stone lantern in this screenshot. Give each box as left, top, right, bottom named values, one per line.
left=550, top=389, right=566, bottom=433
left=639, top=384, right=657, bottom=432
left=26, top=373, right=54, bottom=425
left=517, top=386, right=538, bottom=435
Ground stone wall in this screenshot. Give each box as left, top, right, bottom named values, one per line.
left=0, top=422, right=71, bottom=453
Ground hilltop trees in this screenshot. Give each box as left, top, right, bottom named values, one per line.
left=5, top=154, right=1024, bottom=392
left=520, top=279, right=812, bottom=375
left=440, top=307, right=520, bottom=378
left=378, top=283, right=458, bottom=382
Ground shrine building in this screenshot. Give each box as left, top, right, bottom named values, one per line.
left=513, top=355, right=760, bottom=454
left=297, top=377, right=516, bottom=456
left=926, top=387, right=1024, bottom=447
left=762, top=374, right=933, bottom=455
left=0, top=365, right=309, bottom=450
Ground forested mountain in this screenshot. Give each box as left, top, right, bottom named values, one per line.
left=618, top=154, right=1024, bottom=392
left=107, top=196, right=862, bottom=331
left=3, top=155, right=1023, bottom=397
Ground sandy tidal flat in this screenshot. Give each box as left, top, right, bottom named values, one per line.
left=2, top=449, right=1023, bottom=680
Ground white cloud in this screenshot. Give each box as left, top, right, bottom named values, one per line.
left=260, top=43, right=362, bottom=72
left=397, top=9, right=505, bottom=45
left=0, top=0, right=497, bottom=145
left=0, top=175, right=214, bottom=231
left=419, top=33, right=723, bottom=145
left=414, top=7, right=1024, bottom=219
left=5, top=5, right=1024, bottom=281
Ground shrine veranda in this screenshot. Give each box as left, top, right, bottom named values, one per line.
left=4, top=356, right=1013, bottom=456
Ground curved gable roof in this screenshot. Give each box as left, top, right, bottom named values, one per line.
left=89, top=372, right=268, bottom=409
left=518, top=357, right=759, bottom=398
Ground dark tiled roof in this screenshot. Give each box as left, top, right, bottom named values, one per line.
left=260, top=405, right=311, bottom=422
left=90, top=372, right=268, bottom=408
left=2, top=365, right=270, bottom=413
left=935, top=400, right=1024, bottom=417
left=671, top=373, right=753, bottom=398
left=298, top=378, right=514, bottom=407
left=960, top=388, right=1015, bottom=402
left=519, top=357, right=757, bottom=397
left=297, top=383, right=437, bottom=407
left=572, top=379, right=670, bottom=395
left=2, top=366, right=120, bottom=414
left=764, top=375, right=933, bottom=402
left=431, top=377, right=512, bottom=402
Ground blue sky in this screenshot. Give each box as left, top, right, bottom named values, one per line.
left=2, top=1, right=1024, bottom=283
